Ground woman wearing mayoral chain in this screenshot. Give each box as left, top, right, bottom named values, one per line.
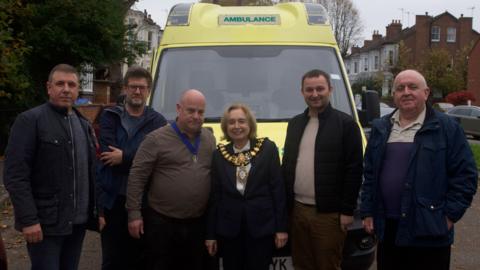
left=205, top=103, right=288, bottom=270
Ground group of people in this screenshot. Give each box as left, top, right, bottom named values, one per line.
left=3, top=63, right=478, bottom=270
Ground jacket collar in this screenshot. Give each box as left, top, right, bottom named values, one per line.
left=302, top=103, right=333, bottom=120
left=376, top=103, right=438, bottom=133
left=47, top=101, right=70, bottom=115
left=47, top=102, right=88, bottom=122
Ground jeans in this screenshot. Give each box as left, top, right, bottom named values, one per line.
left=27, top=224, right=86, bottom=270
left=101, top=196, right=146, bottom=270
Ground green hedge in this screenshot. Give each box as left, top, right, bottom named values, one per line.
left=470, top=144, right=480, bottom=171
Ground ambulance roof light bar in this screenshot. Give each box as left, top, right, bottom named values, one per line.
left=304, top=3, right=329, bottom=25
left=167, top=3, right=193, bottom=26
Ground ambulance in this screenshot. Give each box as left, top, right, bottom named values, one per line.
left=149, top=2, right=376, bottom=269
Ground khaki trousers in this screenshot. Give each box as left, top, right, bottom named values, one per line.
left=291, top=201, right=346, bottom=270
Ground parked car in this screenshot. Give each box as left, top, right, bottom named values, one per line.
left=380, top=102, right=395, bottom=116
left=446, top=105, right=480, bottom=139
left=433, top=102, right=454, bottom=112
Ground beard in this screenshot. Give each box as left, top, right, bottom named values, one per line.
left=126, top=97, right=145, bottom=108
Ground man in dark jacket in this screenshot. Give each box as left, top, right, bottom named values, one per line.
left=4, top=64, right=98, bottom=270
left=97, top=66, right=166, bottom=270
left=282, top=69, right=363, bottom=270
left=360, top=70, right=478, bottom=270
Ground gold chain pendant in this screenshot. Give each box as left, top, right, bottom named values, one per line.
left=218, top=138, right=265, bottom=167
left=237, top=153, right=246, bottom=164
left=237, top=166, right=248, bottom=184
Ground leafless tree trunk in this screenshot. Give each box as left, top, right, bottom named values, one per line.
left=317, top=0, right=363, bottom=57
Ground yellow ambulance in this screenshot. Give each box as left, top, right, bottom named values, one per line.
left=149, top=2, right=375, bottom=269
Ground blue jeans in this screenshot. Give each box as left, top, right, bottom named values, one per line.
left=27, top=225, right=86, bottom=270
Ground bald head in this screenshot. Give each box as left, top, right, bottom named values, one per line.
left=176, top=89, right=206, bottom=138
left=394, top=70, right=428, bottom=89
left=179, top=89, right=206, bottom=106
left=393, top=69, right=430, bottom=120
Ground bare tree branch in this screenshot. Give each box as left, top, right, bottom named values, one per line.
left=318, top=0, right=363, bottom=57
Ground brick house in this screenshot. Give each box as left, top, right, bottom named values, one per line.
left=344, top=12, right=480, bottom=97
left=467, top=39, right=480, bottom=105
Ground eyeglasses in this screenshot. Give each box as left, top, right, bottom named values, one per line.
left=127, top=85, right=149, bottom=92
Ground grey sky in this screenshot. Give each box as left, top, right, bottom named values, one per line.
left=134, top=0, right=479, bottom=40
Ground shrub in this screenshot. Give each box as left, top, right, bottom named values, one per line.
left=445, top=91, right=476, bottom=106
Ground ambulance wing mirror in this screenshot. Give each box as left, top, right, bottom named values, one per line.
left=358, top=90, right=380, bottom=127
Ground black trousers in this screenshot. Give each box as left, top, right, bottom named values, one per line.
left=101, top=196, right=146, bottom=270
left=377, top=219, right=451, bottom=270
left=144, top=207, right=208, bottom=270
left=220, top=218, right=274, bottom=270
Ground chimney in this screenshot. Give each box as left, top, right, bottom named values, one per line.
left=363, top=40, right=372, bottom=47
left=372, top=30, right=382, bottom=42
left=351, top=46, right=361, bottom=54
left=386, top=19, right=402, bottom=40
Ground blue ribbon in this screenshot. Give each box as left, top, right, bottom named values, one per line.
left=171, top=122, right=201, bottom=156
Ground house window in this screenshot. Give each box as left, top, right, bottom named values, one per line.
left=388, top=50, right=394, bottom=65
left=447, top=27, right=456, bottom=43
left=431, top=26, right=440, bottom=42
left=364, top=57, right=368, bottom=71
left=374, top=56, right=379, bottom=70
left=148, top=31, right=153, bottom=50
left=354, top=62, right=358, bottom=73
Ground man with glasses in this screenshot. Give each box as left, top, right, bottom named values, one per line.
left=97, top=66, right=166, bottom=270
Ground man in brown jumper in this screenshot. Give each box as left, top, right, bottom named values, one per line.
left=126, top=89, right=216, bottom=270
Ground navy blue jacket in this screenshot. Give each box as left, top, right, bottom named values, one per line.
left=360, top=106, right=478, bottom=247
left=97, top=105, right=166, bottom=210
left=206, top=138, right=287, bottom=239
left=4, top=102, right=98, bottom=235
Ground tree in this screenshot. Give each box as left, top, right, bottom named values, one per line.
left=419, top=48, right=469, bottom=97
left=17, top=0, right=135, bottom=101
left=391, top=41, right=415, bottom=77
left=0, top=0, right=31, bottom=107
left=124, top=21, right=149, bottom=66
left=0, top=0, right=33, bottom=154
left=351, top=72, right=384, bottom=96
left=452, top=43, right=473, bottom=91
left=0, top=0, right=142, bottom=154
left=316, top=0, right=363, bottom=57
